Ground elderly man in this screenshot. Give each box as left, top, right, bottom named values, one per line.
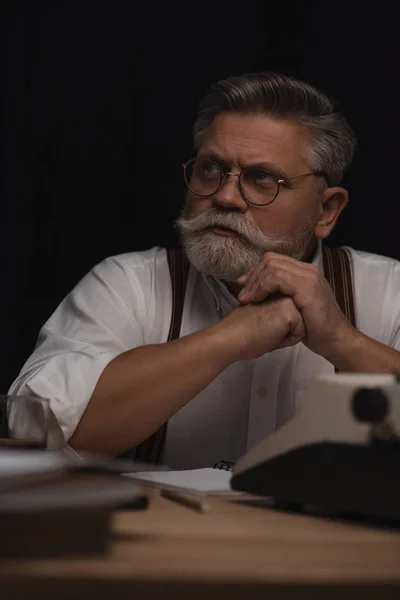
left=9, top=72, right=400, bottom=468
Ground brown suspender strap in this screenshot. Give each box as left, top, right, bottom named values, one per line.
left=322, top=246, right=356, bottom=328
left=134, top=248, right=189, bottom=464
left=322, top=246, right=356, bottom=374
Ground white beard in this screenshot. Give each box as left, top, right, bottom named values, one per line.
left=177, top=208, right=316, bottom=281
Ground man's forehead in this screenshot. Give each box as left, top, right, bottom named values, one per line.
left=201, top=112, right=307, bottom=161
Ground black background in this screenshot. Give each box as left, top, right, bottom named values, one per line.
left=0, top=1, right=399, bottom=391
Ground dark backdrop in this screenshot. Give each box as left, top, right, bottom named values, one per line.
left=0, top=1, right=399, bottom=391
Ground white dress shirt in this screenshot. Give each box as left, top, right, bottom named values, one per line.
left=9, top=242, right=400, bottom=468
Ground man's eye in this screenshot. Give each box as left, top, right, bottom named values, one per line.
left=246, top=169, right=276, bottom=183
left=197, top=160, right=221, bottom=178
left=202, top=161, right=219, bottom=173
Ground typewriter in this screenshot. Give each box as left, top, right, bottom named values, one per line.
left=231, top=373, right=400, bottom=521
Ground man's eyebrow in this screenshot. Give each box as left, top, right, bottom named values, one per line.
left=198, top=150, right=230, bottom=170
left=198, top=151, right=290, bottom=181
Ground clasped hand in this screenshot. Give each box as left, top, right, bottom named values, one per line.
left=236, top=252, right=354, bottom=358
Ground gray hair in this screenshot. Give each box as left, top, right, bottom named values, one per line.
left=193, top=72, right=357, bottom=186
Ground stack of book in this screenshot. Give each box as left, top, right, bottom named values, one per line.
left=0, top=450, right=148, bottom=558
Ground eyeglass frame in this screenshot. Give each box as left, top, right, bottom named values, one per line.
left=182, top=157, right=328, bottom=207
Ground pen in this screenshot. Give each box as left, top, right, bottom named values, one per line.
left=161, top=488, right=209, bottom=513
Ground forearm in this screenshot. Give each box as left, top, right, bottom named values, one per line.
left=69, top=322, right=238, bottom=456
left=325, top=327, right=400, bottom=374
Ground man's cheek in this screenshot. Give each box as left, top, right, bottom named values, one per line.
left=185, top=194, right=211, bottom=217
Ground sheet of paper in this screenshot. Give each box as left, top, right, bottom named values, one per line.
left=124, top=467, right=241, bottom=496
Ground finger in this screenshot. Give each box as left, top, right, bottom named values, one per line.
left=291, top=309, right=306, bottom=339
left=238, top=253, right=311, bottom=299
left=237, top=262, right=271, bottom=302
left=236, top=267, right=254, bottom=285
left=279, top=313, right=306, bottom=348
left=239, top=264, right=309, bottom=304
left=261, top=251, right=317, bottom=272
left=237, top=261, right=266, bottom=299
left=238, top=252, right=324, bottom=304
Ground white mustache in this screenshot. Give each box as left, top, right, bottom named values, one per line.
left=177, top=209, right=281, bottom=249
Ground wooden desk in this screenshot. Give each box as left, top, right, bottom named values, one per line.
left=1, top=492, right=400, bottom=599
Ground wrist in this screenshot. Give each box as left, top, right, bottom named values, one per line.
left=208, top=319, right=244, bottom=364
left=323, top=324, right=365, bottom=370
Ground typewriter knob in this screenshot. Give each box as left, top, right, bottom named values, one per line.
left=352, top=388, right=389, bottom=423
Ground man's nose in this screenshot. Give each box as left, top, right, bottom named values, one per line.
left=212, top=173, right=248, bottom=212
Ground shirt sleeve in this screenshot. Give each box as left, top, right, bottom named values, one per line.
left=8, top=255, right=150, bottom=443
left=385, top=263, right=400, bottom=351
left=349, top=248, right=400, bottom=351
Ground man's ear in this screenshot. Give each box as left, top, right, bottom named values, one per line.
left=314, top=187, right=348, bottom=239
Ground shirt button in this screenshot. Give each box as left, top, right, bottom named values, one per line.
left=257, top=386, right=267, bottom=398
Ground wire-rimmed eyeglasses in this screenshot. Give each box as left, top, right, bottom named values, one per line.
left=182, top=156, right=327, bottom=206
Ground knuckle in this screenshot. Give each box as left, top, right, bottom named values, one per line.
left=279, top=296, right=294, bottom=311
left=273, top=268, right=286, bottom=282
left=261, top=253, right=269, bottom=264
left=309, top=264, right=320, bottom=276
left=266, top=256, right=279, bottom=267
left=263, top=252, right=278, bottom=265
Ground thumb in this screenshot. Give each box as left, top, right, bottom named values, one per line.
left=280, top=311, right=306, bottom=348
left=291, top=309, right=306, bottom=341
